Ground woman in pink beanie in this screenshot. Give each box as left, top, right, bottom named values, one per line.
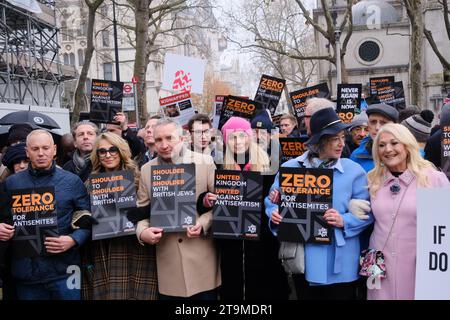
left=220, top=117, right=269, bottom=172
left=216, top=116, right=290, bottom=300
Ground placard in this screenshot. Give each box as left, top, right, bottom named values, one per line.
left=212, top=95, right=225, bottom=129
left=10, top=187, right=58, bottom=258
left=369, top=76, right=394, bottom=97
left=416, top=187, right=450, bottom=299
left=441, top=122, right=450, bottom=180
left=218, top=96, right=262, bottom=130
left=376, top=81, right=405, bottom=110
left=90, top=79, right=123, bottom=124
left=212, top=170, right=263, bottom=240
left=162, top=53, right=206, bottom=94
left=159, top=92, right=195, bottom=129
left=336, top=84, right=362, bottom=123
left=89, top=170, right=137, bottom=240
left=289, top=83, right=330, bottom=121
left=277, top=167, right=333, bottom=243
left=150, top=164, right=196, bottom=232
left=280, top=137, right=308, bottom=164
left=254, top=74, right=286, bottom=116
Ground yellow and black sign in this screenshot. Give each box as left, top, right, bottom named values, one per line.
left=278, top=167, right=333, bottom=244
left=10, top=186, right=58, bottom=258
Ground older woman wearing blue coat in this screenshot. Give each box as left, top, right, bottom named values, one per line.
left=266, top=107, right=374, bottom=300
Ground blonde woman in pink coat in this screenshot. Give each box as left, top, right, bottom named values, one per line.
left=367, top=123, right=449, bottom=300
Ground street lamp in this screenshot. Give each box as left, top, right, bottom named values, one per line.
left=335, top=29, right=342, bottom=85
left=112, top=0, right=120, bottom=82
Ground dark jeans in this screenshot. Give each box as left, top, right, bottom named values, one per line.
left=159, top=288, right=218, bottom=300
left=16, top=278, right=80, bottom=300
left=292, top=274, right=358, bottom=300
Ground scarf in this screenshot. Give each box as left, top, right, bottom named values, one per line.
left=73, top=149, right=90, bottom=174
left=309, top=157, right=338, bottom=169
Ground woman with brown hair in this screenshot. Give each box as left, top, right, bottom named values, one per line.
left=82, top=132, right=158, bottom=300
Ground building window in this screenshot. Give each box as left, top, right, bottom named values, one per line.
left=63, top=53, right=69, bottom=65
left=102, top=30, right=110, bottom=47
left=78, top=19, right=87, bottom=37
left=69, top=53, right=75, bottom=66
left=358, top=40, right=381, bottom=63
left=78, top=49, right=85, bottom=66
left=103, top=62, right=113, bottom=80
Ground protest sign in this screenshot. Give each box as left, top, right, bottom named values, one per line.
left=277, top=167, right=333, bottom=243
left=212, top=95, right=226, bottom=129
left=280, top=137, right=308, bottom=164
left=416, top=187, right=450, bottom=299
left=441, top=121, right=450, bottom=180
left=218, top=96, right=262, bottom=130
left=369, top=76, right=394, bottom=97
left=162, top=53, right=206, bottom=94
left=271, top=114, right=283, bottom=128
left=376, top=81, right=406, bottom=110
left=90, top=79, right=123, bottom=123
left=150, top=164, right=196, bottom=232
left=11, top=187, right=58, bottom=258
left=289, top=83, right=329, bottom=122
left=159, top=92, right=195, bottom=129
left=212, top=170, right=262, bottom=240
left=254, top=74, right=286, bottom=116
left=89, top=170, right=137, bottom=240
left=336, top=84, right=362, bottom=123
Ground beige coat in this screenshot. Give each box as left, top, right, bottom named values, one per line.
left=136, top=148, right=221, bottom=297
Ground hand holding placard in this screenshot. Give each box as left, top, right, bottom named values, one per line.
left=140, top=227, right=164, bottom=245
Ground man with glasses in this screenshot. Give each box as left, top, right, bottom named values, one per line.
left=346, top=112, right=369, bottom=153
left=187, top=114, right=221, bottom=162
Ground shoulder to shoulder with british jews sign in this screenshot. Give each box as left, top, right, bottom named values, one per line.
left=10, top=186, right=58, bottom=258
left=277, top=167, right=333, bottom=243
left=150, top=164, right=196, bottom=232
left=416, top=187, right=450, bottom=300
left=212, top=170, right=263, bottom=240
left=89, top=170, right=137, bottom=240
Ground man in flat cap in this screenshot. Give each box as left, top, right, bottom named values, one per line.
left=350, top=103, right=399, bottom=172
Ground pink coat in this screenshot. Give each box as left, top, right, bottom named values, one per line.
left=367, top=168, right=449, bottom=300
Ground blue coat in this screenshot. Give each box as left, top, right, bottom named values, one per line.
left=4, top=162, right=91, bottom=284
left=349, top=136, right=374, bottom=172
left=265, top=152, right=374, bottom=285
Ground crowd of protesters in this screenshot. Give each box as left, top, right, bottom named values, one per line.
left=0, top=93, right=449, bottom=301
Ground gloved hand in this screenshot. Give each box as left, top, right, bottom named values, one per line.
left=126, top=205, right=150, bottom=224
left=348, top=199, right=371, bottom=220
left=72, top=214, right=99, bottom=230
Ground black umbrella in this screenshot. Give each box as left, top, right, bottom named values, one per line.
left=0, top=110, right=60, bottom=129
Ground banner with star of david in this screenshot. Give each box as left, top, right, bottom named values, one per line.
left=278, top=167, right=333, bottom=244
left=10, top=186, right=59, bottom=258
left=89, top=170, right=137, bottom=240
left=212, top=170, right=263, bottom=240
left=150, top=164, right=196, bottom=232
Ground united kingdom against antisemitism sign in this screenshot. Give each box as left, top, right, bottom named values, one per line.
left=212, top=170, right=263, bottom=240
left=277, top=167, right=333, bottom=244
left=150, top=164, right=196, bottom=232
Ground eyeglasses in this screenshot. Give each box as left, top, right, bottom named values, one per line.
left=191, top=129, right=211, bottom=137
left=97, top=146, right=119, bottom=158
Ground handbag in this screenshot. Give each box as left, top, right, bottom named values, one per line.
left=278, top=241, right=305, bottom=274
left=359, top=179, right=409, bottom=279
left=359, top=248, right=386, bottom=278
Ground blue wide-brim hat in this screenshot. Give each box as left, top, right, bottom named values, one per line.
left=306, top=107, right=350, bottom=145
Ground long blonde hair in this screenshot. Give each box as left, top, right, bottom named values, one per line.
left=367, top=123, right=435, bottom=198
left=90, top=132, right=140, bottom=188
left=223, top=132, right=270, bottom=173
